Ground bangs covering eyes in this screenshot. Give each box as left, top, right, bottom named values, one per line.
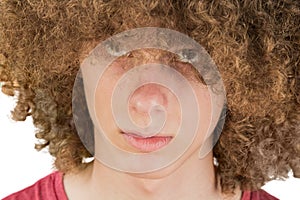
left=108, top=48, right=207, bottom=85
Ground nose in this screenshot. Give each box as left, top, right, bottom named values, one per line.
left=129, top=83, right=168, bottom=117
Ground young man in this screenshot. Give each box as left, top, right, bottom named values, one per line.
left=1, top=0, right=299, bottom=199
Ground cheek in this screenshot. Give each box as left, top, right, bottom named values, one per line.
left=94, top=67, right=123, bottom=135
left=198, top=88, right=213, bottom=129
left=94, top=59, right=129, bottom=116
left=192, top=84, right=213, bottom=146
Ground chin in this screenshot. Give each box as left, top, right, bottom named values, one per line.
left=126, top=145, right=200, bottom=180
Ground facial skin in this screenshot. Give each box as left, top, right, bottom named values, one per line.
left=64, top=49, right=240, bottom=199
left=94, top=49, right=212, bottom=155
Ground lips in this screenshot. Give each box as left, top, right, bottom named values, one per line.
left=122, top=132, right=173, bottom=152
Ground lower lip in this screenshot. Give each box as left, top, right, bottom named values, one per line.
left=122, top=133, right=173, bottom=152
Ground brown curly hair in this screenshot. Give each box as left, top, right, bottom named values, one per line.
left=0, top=0, right=299, bottom=194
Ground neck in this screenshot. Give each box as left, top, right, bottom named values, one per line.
left=88, top=151, right=221, bottom=200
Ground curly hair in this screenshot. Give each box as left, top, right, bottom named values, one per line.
left=0, top=0, right=299, bottom=194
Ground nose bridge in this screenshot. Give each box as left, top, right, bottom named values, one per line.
left=129, top=84, right=167, bottom=114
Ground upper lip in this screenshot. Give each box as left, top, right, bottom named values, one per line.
left=120, top=131, right=173, bottom=138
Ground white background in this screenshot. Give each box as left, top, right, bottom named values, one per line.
left=0, top=91, right=300, bottom=199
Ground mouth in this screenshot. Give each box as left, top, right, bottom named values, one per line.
left=121, top=132, right=173, bottom=152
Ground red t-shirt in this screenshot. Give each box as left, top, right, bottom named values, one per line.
left=3, top=172, right=279, bottom=200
